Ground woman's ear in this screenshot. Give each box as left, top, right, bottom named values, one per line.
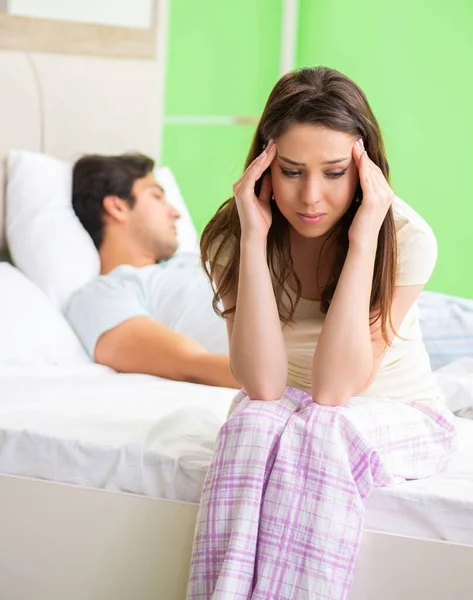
left=103, top=195, right=130, bottom=223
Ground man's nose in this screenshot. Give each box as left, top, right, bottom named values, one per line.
left=169, top=204, right=181, bottom=220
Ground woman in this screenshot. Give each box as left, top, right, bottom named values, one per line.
left=186, top=67, right=456, bottom=599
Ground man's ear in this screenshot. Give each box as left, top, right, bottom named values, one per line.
left=103, top=195, right=130, bottom=223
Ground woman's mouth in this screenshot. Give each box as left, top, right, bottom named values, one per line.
left=296, top=212, right=326, bottom=225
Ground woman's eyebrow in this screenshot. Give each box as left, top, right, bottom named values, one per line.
left=279, top=156, right=305, bottom=166
left=322, top=157, right=350, bottom=165
left=279, top=155, right=349, bottom=166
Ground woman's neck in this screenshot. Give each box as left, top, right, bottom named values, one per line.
left=289, top=228, right=335, bottom=301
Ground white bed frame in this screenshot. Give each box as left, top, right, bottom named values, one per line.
left=1, top=474, right=472, bottom=600
left=0, top=5, right=472, bottom=599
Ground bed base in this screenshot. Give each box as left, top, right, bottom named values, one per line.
left=0, top=474, right=471, bottom=599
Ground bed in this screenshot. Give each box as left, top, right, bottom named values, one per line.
left=1, top=364, right=473, bottom=546
left=0, top=11, right=472, bottom=600
left=0, top=364, right=473, bottom=600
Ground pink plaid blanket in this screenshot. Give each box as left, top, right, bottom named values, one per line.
left=186, top=387, right=456, bottom=599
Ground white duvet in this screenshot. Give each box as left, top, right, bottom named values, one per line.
left=0, top=363, right=472, bottom=546
left=435, top=358, right=473, bottom=419
left=0, top=364, right=235, bottom=502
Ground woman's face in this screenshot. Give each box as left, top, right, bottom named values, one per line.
left=270, top=124, right=360, bottom=239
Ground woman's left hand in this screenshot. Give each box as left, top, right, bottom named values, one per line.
left=349, top=138, right=395, bottom=248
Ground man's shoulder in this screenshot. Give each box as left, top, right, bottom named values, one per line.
left=66, top=267, right=134, bottom=310
left=72, top=271, right=119, bottom=296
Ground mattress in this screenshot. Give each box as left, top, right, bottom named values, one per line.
left=0, top=364, right=472, bottom=546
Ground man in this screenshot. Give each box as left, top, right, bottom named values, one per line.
left=66, top=153, right=238, bottom=388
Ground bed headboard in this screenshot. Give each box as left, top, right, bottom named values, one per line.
left=0, top=2, right=168, bottom=255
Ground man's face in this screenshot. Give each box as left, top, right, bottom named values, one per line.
left=128, top=173, right=181, bottom=260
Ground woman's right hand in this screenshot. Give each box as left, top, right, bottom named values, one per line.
left=232, top=138, right=277, bottom=243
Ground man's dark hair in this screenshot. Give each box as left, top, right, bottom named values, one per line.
left=72, top=153, right=155, bottom=249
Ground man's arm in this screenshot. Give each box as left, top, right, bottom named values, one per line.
left=95, top=315, right=240, bottom=389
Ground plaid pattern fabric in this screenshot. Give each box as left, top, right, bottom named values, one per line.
left=186, top=388, right=457, bottom=600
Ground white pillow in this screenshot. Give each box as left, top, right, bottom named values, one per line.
left=6, top=151, right=99, bottom=310
left=6, top=150, right=199, bottom=311
left=154, top=166, right=200, bottom=255
left=0, top=263, right=90, bottom=365
left=418, top=291, right=473, bottom=370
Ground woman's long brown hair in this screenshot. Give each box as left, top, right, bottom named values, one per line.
left=201, top=67, right=397, bottom=343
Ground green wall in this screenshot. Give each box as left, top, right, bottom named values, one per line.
left=162, top=0, right=282, bottom=233
left=162, top=0, right=472, bottom=297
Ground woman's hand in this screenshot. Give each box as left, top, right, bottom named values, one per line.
left=349, top=138, right=395, bottom=248
left=232, top=138, right=277, bottom=243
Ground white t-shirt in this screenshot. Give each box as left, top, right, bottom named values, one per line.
left=65, top=253, right=229, bottom=358
left=211, top=197, right=442, bottom=403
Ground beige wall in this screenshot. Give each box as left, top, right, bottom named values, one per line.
left=8, top=0, right=154, bottom=28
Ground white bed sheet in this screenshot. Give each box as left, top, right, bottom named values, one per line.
left=0, top=365, right=472, bottom=545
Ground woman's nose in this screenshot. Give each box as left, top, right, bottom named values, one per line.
left=301, top=178, right=322, bottom=207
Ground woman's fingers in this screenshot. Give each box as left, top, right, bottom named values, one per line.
left=352, top=138, right=394, bottom=204
left=370, top=165, right=385, bottom=196
left=233, top=141, right=276, bottom=194
left=259, top=173, right=272, bottom=204
left=251, top=141, right=277, bottom=180
left=352, top=138, right=366, bottom=177
left=352, top=139, right=374, bottom=194
left=352, top=137, right=364, bottom=167
left=244, top=140, right=277, bottom=183
left=361, top=152, right=390, bottom=197
left=359, top=152, right=374, bottom=194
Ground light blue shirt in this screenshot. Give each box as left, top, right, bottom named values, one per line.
left=65, top=253, right=229, bottom=358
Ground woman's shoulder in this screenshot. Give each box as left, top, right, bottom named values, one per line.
left=392, top=196, right=438, bottom=287
left=393, top=196, right=435, bottom=238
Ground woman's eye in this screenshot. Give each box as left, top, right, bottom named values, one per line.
left=281, top=167, right=348, bottom=179
left=281, top=168, right=302, bottom=178
left=325, top=169, right=348, bottom=179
